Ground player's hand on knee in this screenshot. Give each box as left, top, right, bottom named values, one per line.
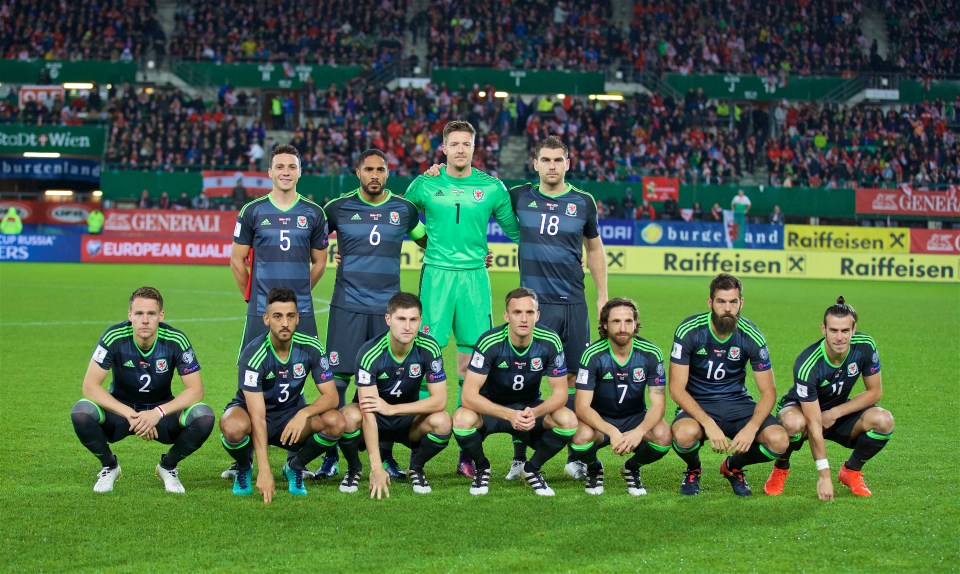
left=817, top=475, right=834, bottom=502
left=280, top=412, right=309, bottom=445
left=704, top=422, right=728, bottom=453
left=617, top=429, right=643, bottom=455
left=369, top=467, right=391, bottom=500
left=728, top=428, right=756, bottom=454
left=821, top=409, right=838, bottom=429
left=257, top=471, right=275, bottom=504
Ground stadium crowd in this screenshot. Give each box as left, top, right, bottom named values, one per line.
left=423, top=0, right=625, bottom=72
left=5, top=81, right=958, bottom=188
left=1, top=0, right=162, bottom=62
left=626, top=0, right=874, bottom=76
left=884, top=0, right=959, bottom=76
left=169, top=0, right=408, bottom=68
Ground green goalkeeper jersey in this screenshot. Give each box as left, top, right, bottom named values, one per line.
left=404, top=166, right=520, bottom=270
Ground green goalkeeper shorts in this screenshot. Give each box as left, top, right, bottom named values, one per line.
left=419, top=265, right=493, bottom=354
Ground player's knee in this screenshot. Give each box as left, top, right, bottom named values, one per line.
left=764, top=425, right=790, bottom=454
left=320, top=409, right=347, bottom=437
left=452, top=407, right=479, bottom=430
left=184, top=403, right=215, bottom=432
left=671, top=420, right=700, bottom=447
left=340, top=404, right=362, bottom=431
left=572, top=423, right=595, bottom=446
left=650, top=423, right=672, bottom=447
left=70, top=400, right=101, bottom=427
left=429, top=411, right=453, bottom=435
left=219, top=409, right=249, bottom=441
left=870, top=408, right=894, bottom=434
left=551, top=407, right=578, bottom=430
left=780, top=411, right=806, bottom=436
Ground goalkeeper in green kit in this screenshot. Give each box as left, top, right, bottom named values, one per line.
left=403, top=120, right=520, bottom=478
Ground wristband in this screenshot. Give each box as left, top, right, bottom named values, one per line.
left=815, top=458, right=830, bottom=471
left=155, top=405, right=166, bottom=418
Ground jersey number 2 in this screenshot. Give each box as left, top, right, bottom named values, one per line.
left=139, top=374, right=151, bottom=393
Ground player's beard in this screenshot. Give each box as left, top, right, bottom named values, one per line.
left=362, top=181, right=383, bottom=197
left=611, top=331, right=633, bottom=348
left=711, top=309, right=739, bottom=334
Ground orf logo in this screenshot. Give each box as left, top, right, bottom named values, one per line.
left=297, top=216, right=308, bottom=229
left=86, top=240, right=102, bottom=256
left=728, top=347, right=741, bottom=360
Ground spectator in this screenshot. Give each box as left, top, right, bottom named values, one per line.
left=157, top=191, right=171, bottom=210
left=138, top=189, right=153, bottom=209
left=192, top=191, right=210, bottom=210
left=248, top=141, right=265, bottom=171
left=731, top=189, right=751, bottom=214
left=176, top=192, right=192, bottom=210
left=622, top=188, right=636, bottom=220
left=709, top=202, right=723, bottom=222
left=662, top=196, right=679, bottom=221
left=691, top=201, right=704, bottom=222
left=770, top=204, right=785, bottom=225
left=232, top=179, right=248, bottom=210
left=637, top=199, right=656, bottom=221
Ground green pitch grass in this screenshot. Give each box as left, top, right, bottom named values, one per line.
left=0, top=262, right=957, bottom=572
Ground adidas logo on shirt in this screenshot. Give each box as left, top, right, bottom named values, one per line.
left=528, top=201, right=538, bottom=208
left=603, top=373, right=614, bottom=380
left=378, top=372, right=389, bottom=379
left=124, top=360, right=135, bottom=368
left=697, top=348, right=708, bottom=355
left=498, top=361, right=508, bottom=368
left=434, top=190, right=444, bottom=197
left=260, top=219, right=271, bottom=226
left=351, top=213, right=362, bottom=221
left=265, top=372, right=276, bottom=379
